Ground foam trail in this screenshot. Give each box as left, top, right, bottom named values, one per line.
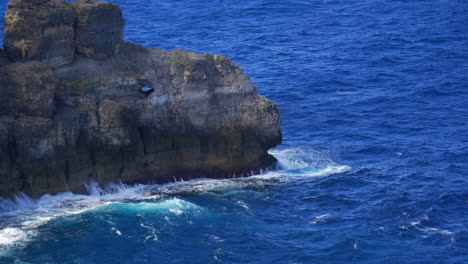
left=0, top=147, right=351, bottom=255
left=0, top=228, right=28, bottom=246
left=268, top=147, right=351, bottom=177
left=0, top=181, right=158, bottom=256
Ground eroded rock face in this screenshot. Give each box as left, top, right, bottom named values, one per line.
left=0, top=0, right=282, bottom=197
left=0, top=50, right=10, bottom=116
left=0, top=49, right=10, bottom=67
left=72, top=0, right=125, bottom=59
left=2, top=62, right=56, bottom=118
left=3, top=0, right=76, bottom=68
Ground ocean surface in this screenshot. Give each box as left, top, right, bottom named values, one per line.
left=0, top=0, right=468, bottom=263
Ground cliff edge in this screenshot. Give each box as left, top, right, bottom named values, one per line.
left=0, top=0, right=282, bottom=197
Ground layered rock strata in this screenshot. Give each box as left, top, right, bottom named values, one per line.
left=0, top=0, right=282, bottom=197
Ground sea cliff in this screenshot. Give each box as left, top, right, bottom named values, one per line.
left=0, top=0, right=282, bottom=197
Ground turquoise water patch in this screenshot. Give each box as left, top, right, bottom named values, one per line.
left=88, top=198, right=206, bottom=217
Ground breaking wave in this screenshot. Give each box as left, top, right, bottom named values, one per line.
left=0, top=147, right=350, bottom=256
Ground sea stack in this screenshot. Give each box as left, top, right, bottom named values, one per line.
left=0, top=0, right=282, bottom=197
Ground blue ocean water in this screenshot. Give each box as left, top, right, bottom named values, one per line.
left=1, top=0, right=468, bottom=263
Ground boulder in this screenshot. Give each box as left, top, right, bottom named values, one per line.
left=72, top=0, right=125, bottom=59
left=3, top=0, right=76, bottom=68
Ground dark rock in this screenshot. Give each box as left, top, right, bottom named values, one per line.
left=0, top=0, right=282, bottom=198
left=3, top=0, right=76, bottom=68
left=72, top=0, right=125, bottom=59
left=0, top=49, right=11, bottom=115
left=0, top=49, right=11, bottom=67
left=1, top=62, right=56, bottom=118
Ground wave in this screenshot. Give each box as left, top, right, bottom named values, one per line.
left=0, top=147, right=351, bottom=255
left=92, top=198, right=205, bottom=217
left=270, top=147, right=351, bottom=177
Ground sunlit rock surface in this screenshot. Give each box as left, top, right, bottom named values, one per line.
left=0, top=0, right=282, bottom=197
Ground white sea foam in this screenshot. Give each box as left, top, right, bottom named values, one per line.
left=111, top=227, right=122, bottom=236
left=0, top=193, right=36, bottom=213
left=141, top=222, right=158, bottom=242
left=269, top=148, right=351, bottom=177
left=315, top=214, right=330, bottom=219
left=310, top=213, right=331, bottom=224
left=440, top=230, right=454, bottom=236
left=0, top=147, right=351, bottom=255
left=302, top=165, right=351, bottom=177
left=0, top=228, right=27, bottom=246
left=400, top=213, right=456, bottom=241
left=236, top=200, right=250, bottom=210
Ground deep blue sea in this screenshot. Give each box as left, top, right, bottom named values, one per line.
left=1, top=0, right=468, bottom=263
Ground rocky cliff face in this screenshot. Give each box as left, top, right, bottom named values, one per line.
left=0, top=0, right=282, bottom=197
left=3, top=0, right=76, bottom=68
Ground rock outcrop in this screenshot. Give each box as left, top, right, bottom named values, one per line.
left=72, top=0, right=125, bottom=59
left=0, top=0, right=282, bottom=197
left=2, top=61, right=56, bottom=118
left=3, top=0, right=76, bottom=67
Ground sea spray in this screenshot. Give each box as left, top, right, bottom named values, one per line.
left=0, top=147, right=351, bottom=256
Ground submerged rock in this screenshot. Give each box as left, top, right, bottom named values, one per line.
left=0, top=0, right=282, bottom=197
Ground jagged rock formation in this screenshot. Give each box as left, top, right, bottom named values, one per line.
left=3, top=0, right=76, bottom=67
left=0, top=0, right=282, bottom=197
left=72, top=0, right=125, bottom=59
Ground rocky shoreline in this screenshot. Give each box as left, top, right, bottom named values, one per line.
left=0, top=0, right=282, bottom=197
